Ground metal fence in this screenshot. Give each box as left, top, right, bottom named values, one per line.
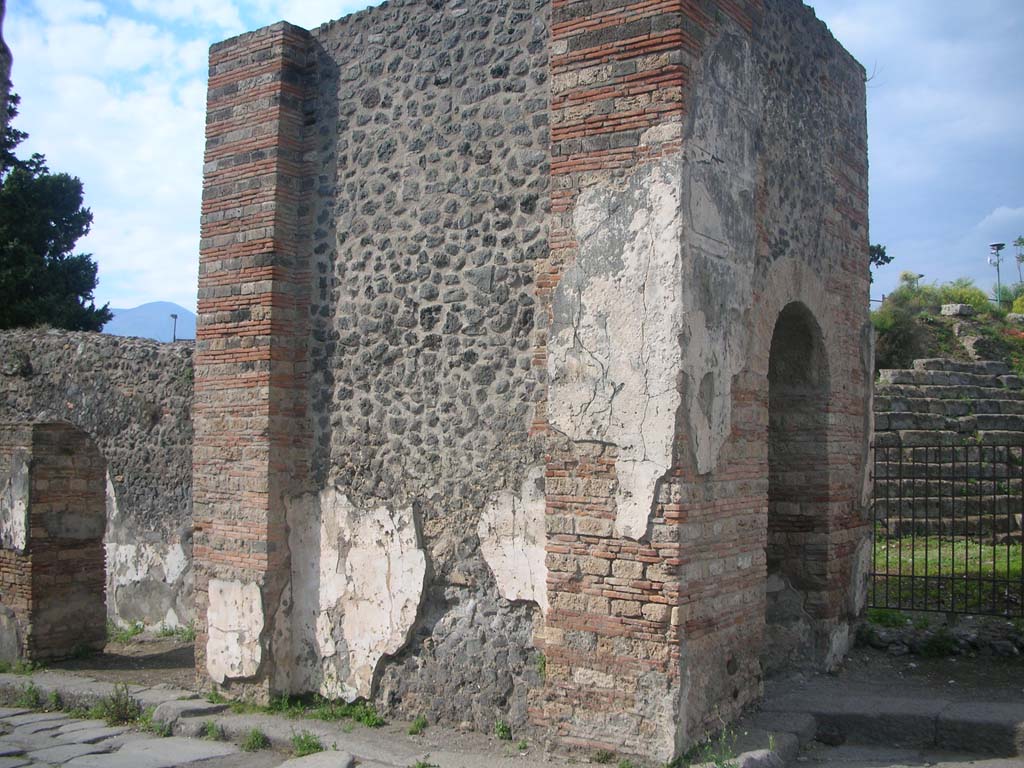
left=869, top=438, right=1024, bottom=617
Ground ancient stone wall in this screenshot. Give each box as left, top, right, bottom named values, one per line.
left=0, top=329, right=194, bottom=630
left=196, top=0, right=871, bottom=761
left=0, top=422, right=107, bottom=661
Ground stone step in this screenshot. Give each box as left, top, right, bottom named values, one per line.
left=873, top=430, right=1024, bottom=447
left=872, top=479, right=1024, bottom=495
left=874, top=397, right=1024, bottom=416
left=874, top=511, right=1022, bottom=537
left=872, top=496, right=1022, bottom=522
left=874, top=462, right=1023, bottom=481
left=912, top=358, right=1011, bottom=376
left=879, top=369, right=1022, bottom=389
left=875, top=383, right=1024, bottom=401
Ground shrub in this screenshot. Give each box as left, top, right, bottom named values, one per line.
left=291, top=731, right=323, bottom=757
left=241, top=728, right=270, bottom=752
left=96, top=682, right=142, bottom=725
left=408, top=715, right=427, bottom=736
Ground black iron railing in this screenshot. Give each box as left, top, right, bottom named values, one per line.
left=870, top=437, right=1024, bottom=617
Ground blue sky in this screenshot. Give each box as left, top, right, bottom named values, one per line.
left=4, top=0, right=1023, bottom=310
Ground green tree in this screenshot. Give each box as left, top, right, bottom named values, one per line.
left=0, top=93, right=110, bottom=331
left=869, top=243, right=892, bottom=283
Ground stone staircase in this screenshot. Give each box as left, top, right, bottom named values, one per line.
left=873, top=359, right=1024, bottom=541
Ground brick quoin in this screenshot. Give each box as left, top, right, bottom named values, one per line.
left=192, top=21, right=313, bottom=699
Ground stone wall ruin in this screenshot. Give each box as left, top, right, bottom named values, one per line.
left=195, top=0, right=872, bottom=761
left=0, top=329, right=194, bottom=631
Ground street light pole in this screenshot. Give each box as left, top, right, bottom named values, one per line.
left=170, top=313, right=178, bottom=343
left=990, top=243, right=1006, bottom=309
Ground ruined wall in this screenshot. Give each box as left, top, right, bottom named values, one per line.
left=197, top=0, right=550, bottom=724
left=197, top=0, right=870, bottom=761
left=0, top=423, right=107, bottom=661
left=0, top=330, right=194, bottom=629
left=534, top=0, right=870, bottom=759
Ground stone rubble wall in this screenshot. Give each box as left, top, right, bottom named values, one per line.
left=0, top=329, right=194, bottom=630
left=195, top=0, right=871, bottom=761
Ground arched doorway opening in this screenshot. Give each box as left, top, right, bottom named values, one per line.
left=0, top=422, right=107, bottom=662
left=763, top=302, right=831, bottom=675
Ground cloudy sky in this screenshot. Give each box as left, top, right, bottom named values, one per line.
left=4, top=0, right=1023, bottom=311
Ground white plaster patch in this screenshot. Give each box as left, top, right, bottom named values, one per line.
left=548, top=159, right=684, bottom=540
left=0, top=451, right=30, bottom=552
left=206, top=579, right=264, bottom=684
left=283, top=488, right=426, bottom=701
left=478, top=465, right=548, bottom=613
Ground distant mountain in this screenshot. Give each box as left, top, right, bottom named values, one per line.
left=103, top=302, right=196, bottom=342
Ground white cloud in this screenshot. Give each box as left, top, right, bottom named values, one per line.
left=129, top=0, right=243, bottom=33
left=32, top=0, right=106, bottom=24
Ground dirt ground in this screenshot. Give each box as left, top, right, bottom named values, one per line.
left=47, top=628, right=1024, bottom=713
left=51, top=634, right=197, bottom=691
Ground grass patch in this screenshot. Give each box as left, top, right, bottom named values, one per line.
left=107, top=620, right=144, bottom=644
left=0, top=659, right=42, bottom=675
left=872, top=536, right=1023, bottom=614
left=410, top=762, right=439, bottom=768
left=156, top=622, right=196, bottom=643
left=15, top=681, right=42, bottom=709
left=290, top=730, right=323, bottom=757
left=866, top=608, right=908, bottom=628
left=201, top=720, right=225, bottom=741
left=266, top=694, right=384, bottom=726
left=241, top=728, right=271, bottom=752
left=920, top=628, right=957, bottom=658
left=494, top=719, right=512, bottom=741
left=408, top=715, right=427, bottom=736
left=593, top=749, right=614, bottom=763
left=138, top=707, right=172, bottom=737
left=95, top=682, right=142, bottom=725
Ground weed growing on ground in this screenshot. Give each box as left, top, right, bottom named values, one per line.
left=618, top=760, right=636, bottom=768
left=201, top=720, right=225, bottom=741
left=46, top=691, right=62, bottom=711
left=535, top=652, right=547, bottom=680
left=410, top=762, right=439, bottom=768
left=206, top=691, right=227, bottom=704
left=920, top=627, right=957, bottom=658
left=241, top=728, right=270, bottom=752
left=96, top=682, right=142, bottom=725
left=267, top=694, right=384, bottom=726
left=291, top=730, right=323, bottom=757
left=156, top=622, right=196, bottom=643
left=138, top=707, right=172, bottom=737
left=0, top=660, right=42, bottom=675
left=494, top=719, right=512, bottom=741
left=15, top=682, right=42, bottom=709
left=106, top=620, right=144, bottom=644
left=593, top=749, right=614, bottom=763
left=516, top=739, right=529, bottom=751
left=408, top=715, right=427, bottom=735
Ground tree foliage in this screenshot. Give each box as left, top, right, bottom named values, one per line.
left=0, top=93, right=110, bottom=331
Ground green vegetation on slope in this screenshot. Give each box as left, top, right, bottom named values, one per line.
left=872, top=272, right=1024, bottom=375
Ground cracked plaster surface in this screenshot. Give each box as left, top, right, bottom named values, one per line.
left=548, top=158, right=684, bottom=540
left=206, top=579, right=264, bottom=685
left=478, top=465, right=547, bottom=613
left=0, top=450, right=28, bottom=552
left=275, top=488, right=426, bottom=701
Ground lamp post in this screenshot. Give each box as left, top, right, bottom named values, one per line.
left=989, top=243, right=1006, bottom=309
left=170, top=313, right=178, bottom=343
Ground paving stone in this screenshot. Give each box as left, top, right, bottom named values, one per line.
left=64, top=736, right=237, bottom=768
left=11, top=719, right=67, bottom=736
left=54, top=721, right=107, bottom=735
left=27, top=742, right=111, bottom=764
left=0, top=743, right=23, bottom=757
left=50, top=726, right=127, bottom=746
left=151, top=699, right=226, bottom=725
left=0, top=757, right=29, bottom=768
left=3, top=714, right=66, bottom=728
left=276, top=754, right=355, bottom=768
left=0, top=711, right=29, bottom=721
